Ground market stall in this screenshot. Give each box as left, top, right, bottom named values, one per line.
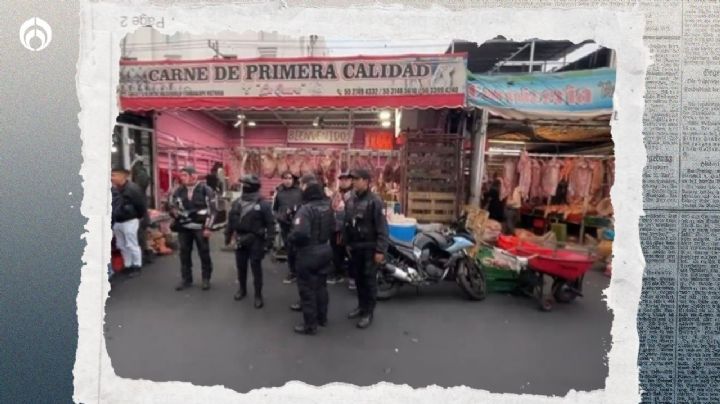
left=116, top=53, right=470, bottom=260
left=463, top=67, right=616, bottom=298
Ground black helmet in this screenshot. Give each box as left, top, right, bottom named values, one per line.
left=240, top=174, right=261, bottom=186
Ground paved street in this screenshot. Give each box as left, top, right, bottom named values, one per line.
left=105, top=239, right=612, bottom=396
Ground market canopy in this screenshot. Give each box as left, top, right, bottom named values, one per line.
left=466, top=68, right=616, bottom=120
left=119, top=54, right=468, bottom=111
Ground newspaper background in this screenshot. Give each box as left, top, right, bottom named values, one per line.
left=70, top=1, right=716, bottom=403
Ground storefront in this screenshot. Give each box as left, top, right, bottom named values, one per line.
left=465, top=67, right=616, bottom=246
left=118, top=53, right=469, bottom=222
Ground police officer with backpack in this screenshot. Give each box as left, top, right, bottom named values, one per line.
left=225, top=174, right=276, bottom=309
left=343, top=168, right=389, bottom=329
left=288, top=175, right=335, bottom=335
left=169, top=166, right=217, bottom=291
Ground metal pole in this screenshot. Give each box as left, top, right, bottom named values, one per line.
left=528, top=40, right=536, bottom=73
left=469, top=109, right=489, bottom=206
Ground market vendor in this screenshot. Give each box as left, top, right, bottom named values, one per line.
left=482, top=178, right=504, bottom=223
left=504, top=185, right=523, bottom=235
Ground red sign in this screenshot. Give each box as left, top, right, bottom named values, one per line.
left=365, top=131, right=394, bottom=150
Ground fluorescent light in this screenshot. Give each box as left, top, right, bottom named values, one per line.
left=111, top=146, right=118, bottom=153
left=236, top=114, right=246, bottom=120
left=381, top=120, right=392, bottom=128
left=247, top=121, right=256, bottom=127
left=379, top=110, right=391, bottom=120
left=233, top=121, right=243, bottom=128
left=313, top=117, right=321, bottom=127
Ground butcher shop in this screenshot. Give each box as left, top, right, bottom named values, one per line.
left=111, top=53, right=472, bottom=266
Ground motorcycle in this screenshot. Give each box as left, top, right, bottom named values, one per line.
left=377, top=213, right=487, bottom=301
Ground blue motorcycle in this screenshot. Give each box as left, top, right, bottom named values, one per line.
left=379, top=213, right=487, bottom=300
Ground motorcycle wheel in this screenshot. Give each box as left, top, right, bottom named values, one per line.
left=376, top=271, right=400, bottom=301
left=456, top=257, right=487, bottom=301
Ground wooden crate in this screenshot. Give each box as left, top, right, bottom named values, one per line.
left=407, top=192, right=457, bottom=223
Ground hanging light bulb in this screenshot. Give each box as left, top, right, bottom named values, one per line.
left=111, top=146, right=118, bottom=153
left=378, top=110, right=391, bottom=120
left=381, top=120, right=392, bottom=128
left=247, top=121, right=257, bottom=127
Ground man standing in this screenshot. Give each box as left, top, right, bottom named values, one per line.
left=225, top=174, right=275, bottom=309
left=273, top=171, right=303, bottom=284
left=169, top=166, right=217, bottom=291
left=288, top=177, right=335, bottom=335
left=329, top=172, right=355, bottom=289
left=504, top=185, right=523, bottom=235
left=343, top=168, right=389, bottom=329
left=131, top=157, right=153, bottom=265
left=111, top=166, right=148, bottom=277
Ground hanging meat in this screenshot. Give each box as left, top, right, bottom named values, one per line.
left=589, top=160, right=604, bottom=201
left=243, top=150, right=262, bottom=176
left=559, top=158, right=575, bottom=182
left=261, top=150, right=277, bottom=178
left=501, top=158, right=517, bottom=201
left=541, top=157, right=562, bottom=198
left=382, top=155, right=398, bottom=184
left=319, top=150, right=333, bottom=172
left=299, top=152, right=315, bottom=176
left=276, top=151, right=289, bottom=176
left=516, top=151, right=532, bottom=197
left=568, top=158, right=593, bottom=201
left=530, top=159, right=543, bottom=199
left=604, top=159, right=615, bottom=197
left=326, top=150, right=340, bottom=185
left=288, top=153, right=301, bottom=177
left=340, top=151, right=349, bottom=173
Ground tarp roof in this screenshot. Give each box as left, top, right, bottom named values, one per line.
left=448, top=38, right=586, bottom=73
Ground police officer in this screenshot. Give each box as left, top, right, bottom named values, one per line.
left=343, top=168, right=389, bottom=329
left=273, top=171, right=303, bottom=284
left=288, top=175, right=335, bottom=335
left=169, top=166, right=217, bottom=291
left=225, top=174, right=276, bottom=309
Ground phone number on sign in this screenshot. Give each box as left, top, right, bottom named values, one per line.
left=343, top=87, right=460, bottom=96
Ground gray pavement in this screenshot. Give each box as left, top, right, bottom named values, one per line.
left=105, top=239, right=612, bottom=396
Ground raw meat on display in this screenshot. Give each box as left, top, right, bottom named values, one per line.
left=261, top=151, right=277, bottom=178
left=559, top=158, right=575, bottom=182
left=288, top=153, right=301, bottom=177
left=299, top=152, right=315, bottom=176
left=319, top=151, right=333, bottom=172
left=589, top=160, right=604, bottom=200
left=276, top=151, right=289, bottom=175
left=530, top=159, right=543, bottom=199
left=244, top=150, right=262, bottom=176
left=340, top=152, right=349, bottom=173
left=501, top=158, right=517, bottom=200
left=516, top=151, right=532, bottom=197
left=541, top=157, right=562, bottom=197
left=568, top=158, right=593, bottom=200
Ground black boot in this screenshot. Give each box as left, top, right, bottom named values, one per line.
left=233, top=288, right=247, bottom=301
left=127, top=266, right=141, bottom=278
left=294, top=324, right=317, bottom=335
left=347, top=307, right=364, bottom=319
left=254, top=295, right=264, bottom=309
left=201, top=279, right=210, bottom=291
left=289, top=302, right=302, bottom=312
left=356, top=313, right=373, bottom=329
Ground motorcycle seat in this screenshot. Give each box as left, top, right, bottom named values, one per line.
left=390, top=236, right=414, bottom=250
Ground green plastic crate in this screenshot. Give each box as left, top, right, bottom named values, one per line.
left=475, top=246, right=520, bottom=293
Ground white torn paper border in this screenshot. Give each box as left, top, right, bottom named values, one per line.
left=74, top=2, right=649, bottom=403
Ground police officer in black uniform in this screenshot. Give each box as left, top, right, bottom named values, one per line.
left=169, top=166, right=217, bottom=291
left=225, top=174, right=276, bottom=309
left=343, top=168, right=389, bottom=329
left=288, top=175, right=335, bottom=335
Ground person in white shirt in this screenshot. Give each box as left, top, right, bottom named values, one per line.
left=504, top=186, right=523, bottom=235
